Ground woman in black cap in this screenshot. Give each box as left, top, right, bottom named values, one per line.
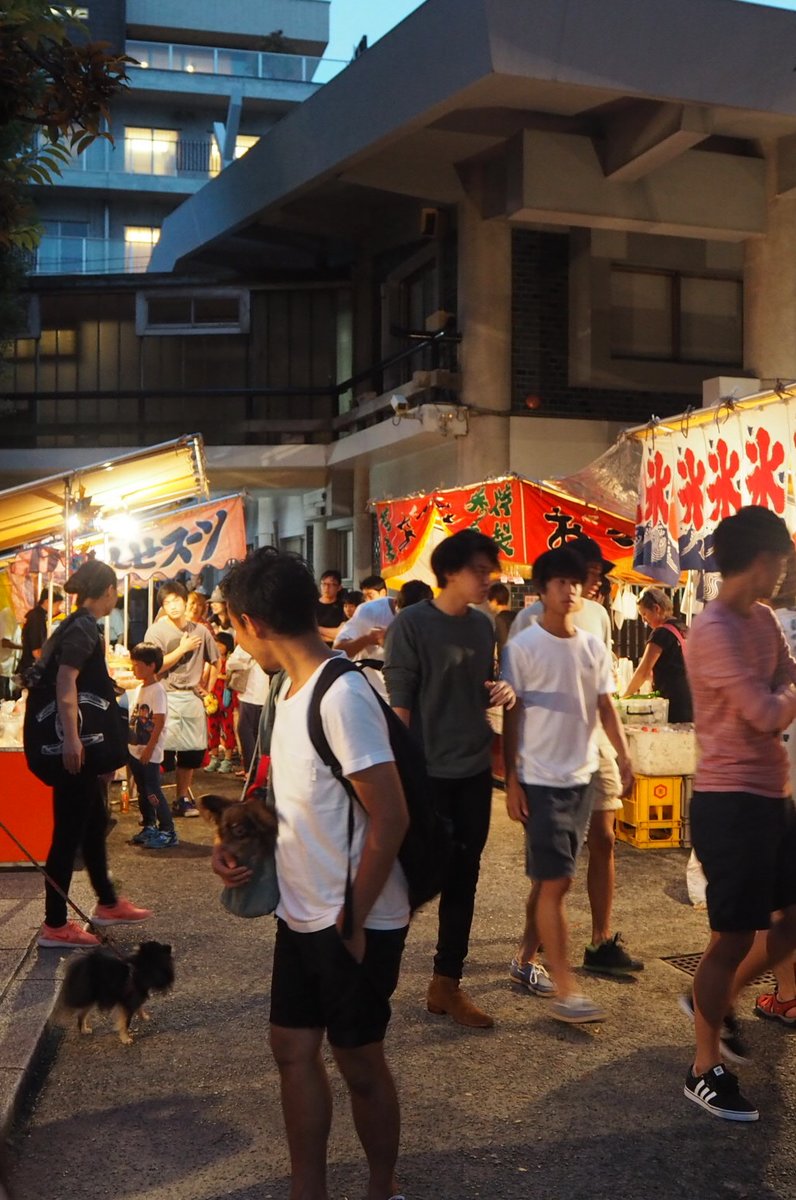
left=208, top=585, right=233, bottom=634
left=32, top=560, right=153, bottom=948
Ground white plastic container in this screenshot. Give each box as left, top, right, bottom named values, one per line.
left=624, top=725, right=697, bottom=776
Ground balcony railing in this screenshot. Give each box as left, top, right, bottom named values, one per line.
left=126, top=40, right=347, bottom=84
left=38, top=136, right=229, bottom=179
left=31, top=236, right=155, bottom=275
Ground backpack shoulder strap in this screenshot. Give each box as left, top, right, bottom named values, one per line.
left=307, top=656, right=363, bottom=940
left=307, top=657, right=362, bottom=780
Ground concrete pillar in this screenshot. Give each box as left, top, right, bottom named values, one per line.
left=352, top=467, right=373, bottom=584
left=456, top=197, right=512, bottom=481
left=745, top=150, right=796, bottom=381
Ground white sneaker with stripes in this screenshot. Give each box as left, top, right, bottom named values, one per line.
left=684, top=1064, right=759, bottom=1121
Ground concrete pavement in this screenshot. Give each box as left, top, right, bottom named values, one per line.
left=4, top=776, right=796, bottom=1199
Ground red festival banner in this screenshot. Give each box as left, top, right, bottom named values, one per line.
left=374, top=478, right=636, bottom=580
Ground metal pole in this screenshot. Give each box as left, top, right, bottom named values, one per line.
left=103, top=534, right=111, bottom=645
left=147, top=578, right=154, bottom=629
left=123, top=574, right=129, bottom=649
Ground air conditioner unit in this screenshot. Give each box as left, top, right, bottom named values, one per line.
left=303, top=489, right=327, bottom=519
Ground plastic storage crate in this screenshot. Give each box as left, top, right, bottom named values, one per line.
left=617, top=775, right=683, bottom=849
left=681, top=775, right=694, bottom=848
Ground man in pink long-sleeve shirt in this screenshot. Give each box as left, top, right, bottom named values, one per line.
left=684, top=506, right=796, bottom=1123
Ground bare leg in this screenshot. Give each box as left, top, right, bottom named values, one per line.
left=175, top=766, right=194, bottom=801
left=535, top=878, right=574, bottom=999
left=586, top=809, right=616, bottom=946
left=270, top=1025, right=331, bottom=1200
left=517, top=883, right=541, bottom=963
left=732, top=910, right=796, bottom=1001
left=332, top=1041, right=401, bottom=1200
left=693, top=930, right=754, bottom=1075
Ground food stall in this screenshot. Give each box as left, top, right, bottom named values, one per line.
left=0, top=436, right=246, bottom=864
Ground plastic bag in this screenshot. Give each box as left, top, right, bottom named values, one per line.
left=686, top=849, right=707, bottom=909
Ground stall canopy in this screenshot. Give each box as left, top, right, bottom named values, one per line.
left=630, top=389, right=796, bottom=584
left=372, top=475, right=639, bottom=586
left=0, top=435, right=208, bottom=558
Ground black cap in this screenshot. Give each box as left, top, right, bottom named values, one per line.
left=568, top=535, right=615, bottom=574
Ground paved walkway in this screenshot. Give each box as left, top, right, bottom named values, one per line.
left=3, top=779, right=796, bottom=1199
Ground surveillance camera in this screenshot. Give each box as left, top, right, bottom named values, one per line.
left=391, top=394, right=409, bottom=413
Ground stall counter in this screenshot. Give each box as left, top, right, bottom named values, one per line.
left=0, top=749, right=53, bottom=866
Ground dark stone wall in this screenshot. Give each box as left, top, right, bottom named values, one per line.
left=511, top=229, right=696, bottom=424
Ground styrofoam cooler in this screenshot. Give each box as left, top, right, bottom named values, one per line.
left=624, top=726, right=697, bottom=776
left=616, top=696, right=669, bottom=725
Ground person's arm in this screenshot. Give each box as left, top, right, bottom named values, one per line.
left=502, top=699, right=528, bottom=824
left=623, top=643, right=662, bottom=697
left=773, top=619, right=796, bottom=687
left=597, top=693, right=634, bottom=797
left=159, top=632, right=202, bottom=672
left=695, top=619, right=796, bottom=733
left=334, top=628, right=387, bottom=657
left=383, top=613, right=420, bottom=726
left=336, top=761, right=409, bottom=961
left=55, top=663, right=83, bottom=775
left=139, top=712, right=166, bottom=766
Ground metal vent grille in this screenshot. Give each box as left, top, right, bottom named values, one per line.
left=661, top=953, right=775, bottom=988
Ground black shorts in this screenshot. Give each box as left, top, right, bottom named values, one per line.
left=162, top=749, right=206, bottom=771
left=270, top=919, right=407, bottom=1049
left=523, top=783, right=591, bottom=881
left=691, top=791, right=796, bottom=932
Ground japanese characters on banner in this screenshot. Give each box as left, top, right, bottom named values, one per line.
left=7, top=496, right=247, bottom=623
left=635, top=405, right=793, bottom=583
left=375, top=478, right=636, bottom=579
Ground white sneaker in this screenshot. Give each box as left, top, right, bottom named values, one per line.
left=551, top=993, right=606, bottom=1024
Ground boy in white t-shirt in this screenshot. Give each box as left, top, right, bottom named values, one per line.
left=501, top=548, right=633, bottom=1024
left=211, top=548, right=410, bottom=1200
left=127, top=643, right=178, bottom=849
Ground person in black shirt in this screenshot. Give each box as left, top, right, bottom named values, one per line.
left=315, top=569, right=345, bottom=645
left=624, top=586, right=693, bottom=723
left=18, top=588, right=65, bottom=675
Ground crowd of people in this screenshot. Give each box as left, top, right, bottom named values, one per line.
left=19, top=502, right=796, bottom=1198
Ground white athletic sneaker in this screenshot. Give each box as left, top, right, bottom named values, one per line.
left=551, top=993, right=606, bottom=1024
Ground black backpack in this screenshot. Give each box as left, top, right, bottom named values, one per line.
left=307, top=656, right=453, bottom=925
left=23, top=610, right=127, bottom=786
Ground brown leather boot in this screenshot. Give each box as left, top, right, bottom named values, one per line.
left=426, top=973, right=494, bottom=1029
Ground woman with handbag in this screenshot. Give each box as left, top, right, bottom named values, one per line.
left=31, top=561, right=152, bottom=948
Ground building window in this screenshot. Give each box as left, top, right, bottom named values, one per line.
left=124, top=227, right=160, bottom=272
left=14, top=328, right=78, bottom=359
left=610, top=267, right=742, bottom=366
left=37, top=220, right=90, bottom=273
left=135, top=289, right=250, bottom=334
left=209, top=135, right=259, bottom=176
left=124, top=127, right=178, bottom=176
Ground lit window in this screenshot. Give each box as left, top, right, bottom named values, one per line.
left=124, top=227, right=160, bottom=272
left=15, top=329, right=77, bottom=358
left=209, top=135, right=259, bottom=176
left=124, top=127, right=178, bottom=176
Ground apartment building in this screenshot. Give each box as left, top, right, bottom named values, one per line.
left=32, top=0, right=333, bottom=275
left=4, top=0, right=796, bottom=585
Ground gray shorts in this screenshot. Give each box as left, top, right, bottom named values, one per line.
left=523, top=783, right=591, bottom=881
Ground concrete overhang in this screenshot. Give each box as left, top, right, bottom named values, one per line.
left=151, top=0, right=796, bottom=273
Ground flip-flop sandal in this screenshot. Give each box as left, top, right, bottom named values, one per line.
left=754, top=991, right=796, bottom=1026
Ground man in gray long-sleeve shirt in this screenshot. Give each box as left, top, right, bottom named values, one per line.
left=383, top=529, right=515, bottom=1029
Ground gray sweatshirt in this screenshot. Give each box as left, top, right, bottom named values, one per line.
left=383, top=600, right=495, bottom=780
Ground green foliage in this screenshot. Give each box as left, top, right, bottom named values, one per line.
left=0, top=1, right=133, bottom=353
left=0, top=0, right=133, bottom=246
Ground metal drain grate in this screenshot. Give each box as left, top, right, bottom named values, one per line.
left=661, top=952, right=776, bottom=988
